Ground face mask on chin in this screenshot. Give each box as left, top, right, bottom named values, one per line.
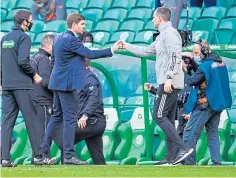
left=83, top=42, right=93, bottom=48
left=36, top=2, right=45, bottom=7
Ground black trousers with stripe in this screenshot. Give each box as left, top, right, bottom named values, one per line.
left=153, top=84, right=184, bottom=162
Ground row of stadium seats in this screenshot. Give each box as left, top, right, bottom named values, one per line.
left=2, top=18, right=236, bottom=46
left=9, top=108, right=236, bottom=165
left=1, top=0, right=155, bottom=11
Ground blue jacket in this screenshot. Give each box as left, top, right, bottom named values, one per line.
left=184, top=52, right=232, bottom=113
left=77, top=68, right=105, bottom=121
left=49, top=30, right=113, bottom=91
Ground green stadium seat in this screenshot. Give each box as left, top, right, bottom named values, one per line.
left=225, top=6, right=236, bottom=18
left=85, top=20, right=94, bottom=31
left=94, top=19, right=119, bottom=32
left=34, top=32, right=58, bottom=43
left=127, top=7, right=153, bottom=20
left=231, top=33, right=236, bottom=44
left=218, top=18, right=236, bottom=30
left=66, top=0, right=88, bottom=11
left=1, top=8, right=7, bottom=21
left=111, top=0, right=137, bottom=9
left=192, top=30, right=209, bottom=42
left=1, top=0, right=16, bottom=10
left=43, top=20, right=67, bottom=33
left=5, top=8, right=28, bottom=20
left=211, top=29, right=235, bottom=44
left=31, top=20, right=45, bottom=34
left=81, top=8, right=103, bottom=21
left=228, top=123, right=236, bottom=162
left=25, top=32, right=36, bottom=42
left=201, top=6, right=226, bottom=20
left=143, top=20, right=156, bottom=31
left=119, top=19, right=145, bottom=32
left=66, top=8, right=79, bottom=15
left=135, top=0, right=155, bottom=8
left=217, top=0, right=235, bottom=8
left=116, top=108, right=154, bottom=165
left=86, top=0, right=112, bottom=10
left=108, top=30, right=135, bottom=44
left=92, top=31, right=110, bottom=46
left=178, top=18, right=194, bottom=30
left=1, top=20, right=15, bottom=32
left=133, top=30, right=156, bottom=44
left=15, top=0, right=34, bottom=10
left=192, top=18, right=219, bottom=35
left=180, top=7, right=202, bottom=20
left=103, top=7, right=128, bottom=21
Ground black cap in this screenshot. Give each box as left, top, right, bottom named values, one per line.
left=14, top=10, right=31, bottom=20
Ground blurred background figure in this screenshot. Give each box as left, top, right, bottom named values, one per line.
left=31, top=0, right=66, bottom=22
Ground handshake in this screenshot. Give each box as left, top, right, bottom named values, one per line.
left=111, top=40, right=127, bottom=53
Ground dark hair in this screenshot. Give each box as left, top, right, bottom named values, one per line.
left=66, top=12, right=85, bottom=28
left=14, top=10, right=31, bottom=27
left=156, top=7, right=171, bottom=21
left=80, top=32, right=94, bottom=43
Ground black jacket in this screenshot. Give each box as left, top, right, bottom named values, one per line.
left=1, top=27, right=35, bottom=89
left=31, top=48, right=53, bottom=105
left=77, top=68, right=105, bottom=122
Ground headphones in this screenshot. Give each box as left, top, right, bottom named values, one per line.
left=195, top=39, right=210, bottom=58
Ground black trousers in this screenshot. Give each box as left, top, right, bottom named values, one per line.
left=53, top=119, right=106, bottom=165
left=36, top=104, right=52, bottom=156
left=153, top=85, right=183, bottom=162
left=177, top=107, right=188, bottom=139
left=1, top=89, right=43, bottom=160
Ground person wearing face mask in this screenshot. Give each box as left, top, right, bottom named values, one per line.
left=30, top=34, right=58, bottom=163
left=121, top=7, right=194, bottom=166
left=1, top=10, right=54, bottom=167
left=31, top=0, right=66, bottom=22
left=80, top=32, right=94, bottom=49
left=173, top=40, right=232, bottom=165
left=43, top=12, right=121, bottom=165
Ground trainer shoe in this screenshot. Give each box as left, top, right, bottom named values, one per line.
left=1, top=160, right=17, bottom=167
left=172, top=148, right=194, bottom=165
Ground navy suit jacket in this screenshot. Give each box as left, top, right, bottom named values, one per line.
left=48, top=30, right=113, bottom=91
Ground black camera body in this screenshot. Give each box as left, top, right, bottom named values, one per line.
left=182, top=56, right=198, bottom=75
left=178, top=30, right=192, bottom=47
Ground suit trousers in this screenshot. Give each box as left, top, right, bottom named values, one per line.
left=1, top=90, right=43, bottom=160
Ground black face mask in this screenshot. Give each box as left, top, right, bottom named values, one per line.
left=26, top=20, right=33, bottom=31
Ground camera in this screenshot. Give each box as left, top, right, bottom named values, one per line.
left=182, top=56, right=198, bottom=75
left=178, top=30, right=192, bottom=47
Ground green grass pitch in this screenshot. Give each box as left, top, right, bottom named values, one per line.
left=1, top=165, right=236, bottom=177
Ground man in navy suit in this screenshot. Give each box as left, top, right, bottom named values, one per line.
left=44, top=12, right=121, bottom=165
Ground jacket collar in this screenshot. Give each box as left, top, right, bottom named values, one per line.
left=39, top=48, right=51, bottom=57
left=67, top=30, right=78, bottom=37
left=13, top=26, right=25, bottom=32
left=158, top=21, right=172, bottom=33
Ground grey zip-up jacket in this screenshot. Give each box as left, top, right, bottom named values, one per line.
left=126, top=21, right=184, bottom=89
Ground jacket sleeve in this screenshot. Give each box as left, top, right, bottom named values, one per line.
left=70, top=37, right=113, bottom=59
left=17, top=35, right=36, bottom=78
left=37, top=56, right=51, bottom=87
left=149, top=86, right=157, bottom=96
left=188, top=68, right=205, bottom=86
left=164, top=31, right=183, bottom=79
left=126, top=41, right=156, bottom=57
left=80, top=76, right=100, bottom=117
left=56, top=0, right=66, bottom=20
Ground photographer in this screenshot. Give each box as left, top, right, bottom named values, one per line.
left=173, top=40, right=232, bottom=165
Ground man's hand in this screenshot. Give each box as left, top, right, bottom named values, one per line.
left=183, top=113, right=191, bottom=120
left=164, top=79, right=173, bottom=93
left=120, top=40, right=127, bottom=49
left=33, top=73, right=42, bottom=84
left=0, top=86, right=2, bottom=93
left=144, top=83, right=152, bottom=91
left=112, top=41, right=123, bottom=52
left=78, top=114, right=88, bottom=129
